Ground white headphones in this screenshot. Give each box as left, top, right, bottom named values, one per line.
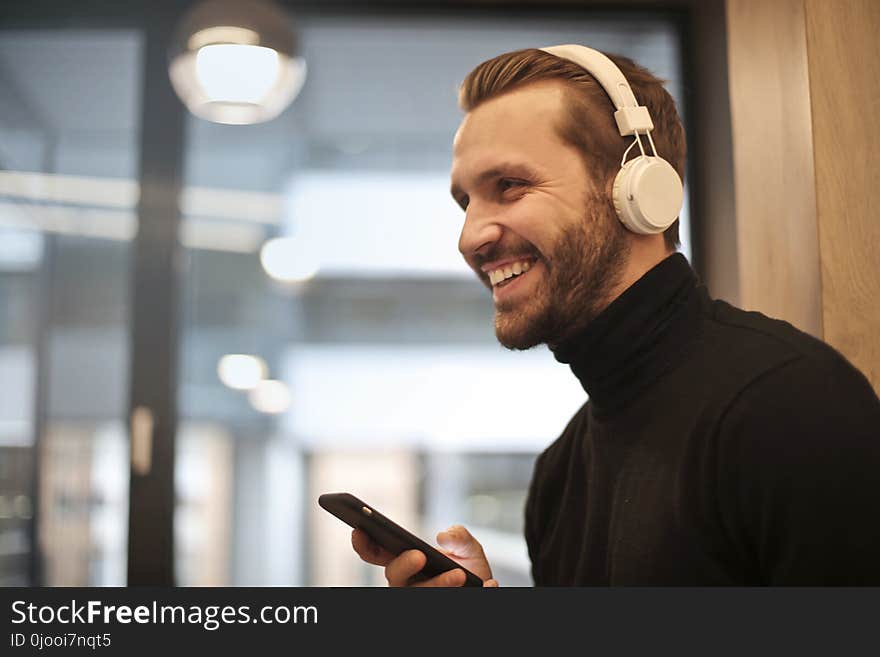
left=539, top=45, right=684, bottom=235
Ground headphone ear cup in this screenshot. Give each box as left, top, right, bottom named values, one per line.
left=612, top=156, right=683, bottom=234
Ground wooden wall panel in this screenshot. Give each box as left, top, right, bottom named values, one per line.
left=726, top=0, right=822, bottom=338
left=804, top=0, right=880, bottom=390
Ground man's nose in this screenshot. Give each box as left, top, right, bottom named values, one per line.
left=458, top=203, right=503, bottom=260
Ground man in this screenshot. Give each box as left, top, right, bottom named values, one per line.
left=351, top=46, right=880, bottom=585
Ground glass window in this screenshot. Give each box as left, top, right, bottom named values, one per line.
left=0, top=29, right=142, bottom=585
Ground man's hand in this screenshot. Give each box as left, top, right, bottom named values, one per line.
left=351, top=524, right=498, bottom=587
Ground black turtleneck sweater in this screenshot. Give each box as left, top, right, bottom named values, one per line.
left=525, top=254, right=880, bottom=585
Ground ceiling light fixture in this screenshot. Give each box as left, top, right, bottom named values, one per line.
left=168, top=0, right=306, bottom=125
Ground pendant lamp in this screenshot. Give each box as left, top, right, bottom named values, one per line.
left=168, top=0, right=306, bottom=125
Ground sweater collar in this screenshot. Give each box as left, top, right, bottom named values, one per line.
left=550, top=253, right=700, bottom=414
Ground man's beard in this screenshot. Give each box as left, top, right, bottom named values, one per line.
left=494, top=195, right=631, bottom=350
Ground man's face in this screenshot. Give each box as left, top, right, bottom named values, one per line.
left=450, top=80, right=630, bottom=349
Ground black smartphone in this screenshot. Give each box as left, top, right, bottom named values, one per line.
left=318, top=492, right=484, bottom=587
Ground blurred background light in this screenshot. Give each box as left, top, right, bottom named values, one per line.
left=168, top=0, right=306, bottom=125
left=188, top=25, right=259, bottom=50
left=0, top=229, right=43, bottom=271
left=195, top=44, right=280, bottom=105
left=217, top=354, right=267, bottom=390
left=0, top=170, right=138, bottom=208
left=0, top=170, right=282, bottom=252
left=248, top=379, right=291, bottom=414
left=259, top=236, right=320, bottom=282
left=280, top=172, right=473, bottom=278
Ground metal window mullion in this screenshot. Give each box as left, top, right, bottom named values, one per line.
left=126, top=17, right=186, bottom=586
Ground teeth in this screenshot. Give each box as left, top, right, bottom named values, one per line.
left=487, top=259, right=535, bottom=286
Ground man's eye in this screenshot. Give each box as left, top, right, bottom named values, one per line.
left=499, top=179, right=526, bottom=192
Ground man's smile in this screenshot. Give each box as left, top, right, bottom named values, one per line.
left=485, top=257, right=537, bottom=286
left=491, top=258, right=543, bottom=304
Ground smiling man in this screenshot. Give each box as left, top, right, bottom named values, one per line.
left=451, top=79, right=636, bottom=352
left=351, top=46, right=880, bottom=586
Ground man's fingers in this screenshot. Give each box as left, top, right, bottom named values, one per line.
left=353, top=525, right=492, bottom=588
left=385, top=550, right=427, bottom=587
left=351, top=529, right=395, bottom=566
left=436, top=524, right=486, bottom=559
left=483, top=578, right=499, bottom=587
left=411, top=568, right=467, bottom=588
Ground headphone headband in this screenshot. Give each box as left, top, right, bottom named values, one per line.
left=539, top=44, right=654, bottom=137
left=538, top=44, right=683, bottom=235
